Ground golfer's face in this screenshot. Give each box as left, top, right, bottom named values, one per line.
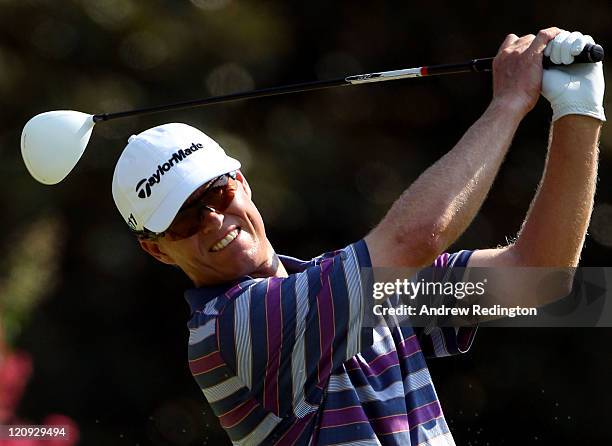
left=156, top=172, right=269, bottom=286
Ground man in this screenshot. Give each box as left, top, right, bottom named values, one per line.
left=111, top=28, right=604, bottom=445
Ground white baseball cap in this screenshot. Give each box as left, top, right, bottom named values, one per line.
left=112, top=123, right=240, bottom=234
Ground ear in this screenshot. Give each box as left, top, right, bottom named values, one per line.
left=235, top=170, right=252, bottom=199
left=138, top=238, right=176, bottom=265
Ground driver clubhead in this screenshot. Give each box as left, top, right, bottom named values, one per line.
left=21, top=110, right=95, bottom=185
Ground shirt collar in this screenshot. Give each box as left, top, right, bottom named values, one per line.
left=184, top=254, right=315, bottom=313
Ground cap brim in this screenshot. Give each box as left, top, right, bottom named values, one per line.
left=143, top=156, right=241, bottom=233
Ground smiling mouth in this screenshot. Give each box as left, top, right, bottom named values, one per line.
left=210, top=227, right=241, bottom=252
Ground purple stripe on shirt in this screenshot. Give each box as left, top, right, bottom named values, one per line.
left=317, top=258, right=336, bottom=387
left=320, top=406, right=370, bottom=428
left=220, top=399, right=258, bottom=429
left=264, top=278, right=282, bottom=415
left=434, top=252, right=449, bottom=268
left=357, top=350, right=399, bottom=377
left=344, top=356, right=361, bottom=371
left=275, top=412, right=315, bottom=445
left=407, top=401, right=442, bottom=428
left=371, top=414, right=410, bottom=435
left=397, top=334, right=421, bottom=359
left=189, top=350, right=223, bottom=375
left=432, top=252, right=450, bottom=281
left=224, top=282, right=245, bottom=300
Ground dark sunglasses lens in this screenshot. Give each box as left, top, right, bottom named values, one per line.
left=202, top=179, right=237, bottom=212
left=167, top=207, right=202, bottom=240
left=166, top=177, right=237, bottom=240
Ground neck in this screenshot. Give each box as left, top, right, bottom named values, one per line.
left=251, top=251, right=288, bottom=280
left=190, top=244, right=288, bottom=287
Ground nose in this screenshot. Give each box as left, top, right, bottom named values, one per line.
left=199, top=207, right=224, bottom=235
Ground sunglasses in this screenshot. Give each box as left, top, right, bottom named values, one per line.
left=147, top=172, right=238, bottom=241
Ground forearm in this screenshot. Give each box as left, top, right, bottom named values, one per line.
left=366, top=29, right=566, bottom=268
left=513, top=115, right=601, bottom=266
left=368, top=100, right=523, bottom=266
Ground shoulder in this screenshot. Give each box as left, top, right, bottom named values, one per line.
left=188, top=277, right=261, bottom=312
left=312, top=239, right=372, bottom=273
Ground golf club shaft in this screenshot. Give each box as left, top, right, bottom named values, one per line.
left=92, top=43, right=603, bottom=123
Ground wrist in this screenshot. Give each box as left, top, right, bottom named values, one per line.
left=487, top=97, right=526, bottom=125
left=553, top=114, right=603, bottom=132
left=549, top=114, right=602, bottom=155
left=551, top=102, right=606, bottom=123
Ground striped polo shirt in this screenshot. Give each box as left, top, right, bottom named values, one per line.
left=185, top=240, right=475, bottom=445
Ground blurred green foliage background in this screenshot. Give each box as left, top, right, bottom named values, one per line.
left=0, top=0, right=611, bottom=444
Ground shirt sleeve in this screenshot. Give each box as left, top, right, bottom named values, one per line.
left=415, top=250, right=479, bottom=358
left=212, top=239, right=373, bottom=420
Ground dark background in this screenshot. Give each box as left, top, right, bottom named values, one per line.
left=1, top=0, right=611, bottom=444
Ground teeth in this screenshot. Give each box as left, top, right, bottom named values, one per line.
left=211, top=229, right=240, bottom=252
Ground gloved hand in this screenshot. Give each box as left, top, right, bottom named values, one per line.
left=541, top=31, right=605, bottom=122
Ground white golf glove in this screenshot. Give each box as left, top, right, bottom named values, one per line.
left=541, top=31, right=605, bottom=122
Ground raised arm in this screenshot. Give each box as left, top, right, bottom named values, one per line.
left=365, top=29, right=562, bottom=268
left=468, top=30, right=605, bottom=309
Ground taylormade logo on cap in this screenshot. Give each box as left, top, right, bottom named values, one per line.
left=135, top=142, right=204, bottom=199
left=112, top=123, right=241, bottom=233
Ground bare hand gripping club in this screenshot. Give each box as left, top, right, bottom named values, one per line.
left=21, top=43, right=604, bottom=185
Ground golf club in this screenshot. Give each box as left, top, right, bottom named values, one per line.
left=21, top=43, right=604, bottom=185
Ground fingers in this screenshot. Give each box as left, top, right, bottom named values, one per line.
left=497, top=28, right=570, bottom=64
left=497, top=33, right=535, bottom=57
left=498, top=33, right=519, bottom=53
left=515, top=34, right=536, bottom=48
left=544, top=30, right=592, bottom=65
left=552, top=31, right=572, bottom=64
left=568, top=32, right=585, bottom=56
left=531, top=27, right=563, bottom=57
